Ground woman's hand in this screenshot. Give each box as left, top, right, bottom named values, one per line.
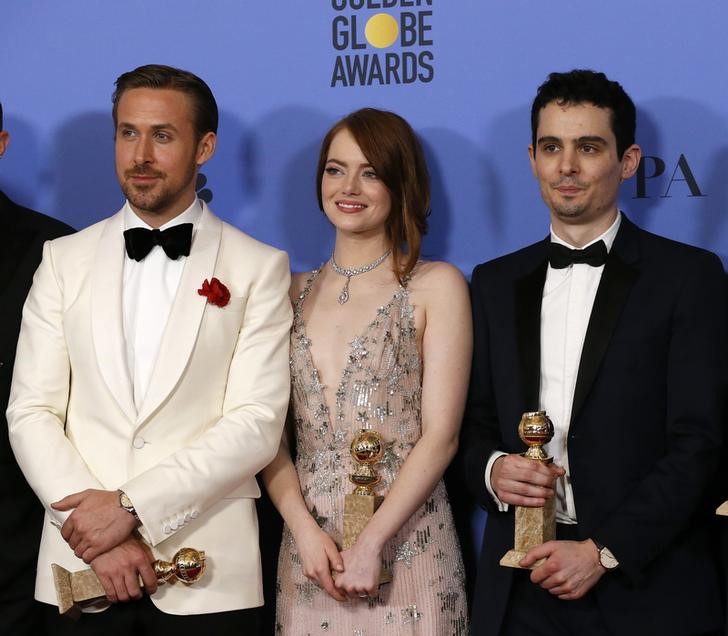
left=292, top=522, right=348, bottom=602
left=334, top=541, right=382, bottom=599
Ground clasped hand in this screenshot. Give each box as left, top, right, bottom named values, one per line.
left=334, top=542, right=382, bottom=600
left=52, top=488, right=137, bottom=563
left=293, top=522, right=382, bottom=601
left=53, top=488, right=156, bottom=604
left=492, top=454, right=605, bottom=599
left=521, top=539, right=606, bottom=600
left=90, top=536, right=158, bottom=603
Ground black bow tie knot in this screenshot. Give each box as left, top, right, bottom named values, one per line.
left=548, top=240, right=608, bottom=269
left=123, top=223, right=193, bottom=261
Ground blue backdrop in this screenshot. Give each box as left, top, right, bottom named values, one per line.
left=3, top=0, right=728, bottom=568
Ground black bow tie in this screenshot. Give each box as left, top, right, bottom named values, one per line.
left=123, top=224, right=193, bottom=261
left=548, top=240, right=608, bottom=269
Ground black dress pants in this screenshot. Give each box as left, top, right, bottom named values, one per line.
left=46, top=595, right=261, bottom=636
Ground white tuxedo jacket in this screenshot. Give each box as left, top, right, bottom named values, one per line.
left=7, top=202, right=292, bottom=614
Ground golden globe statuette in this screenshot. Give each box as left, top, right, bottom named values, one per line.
left=343, top=429, right=392, bottom=584
left=52, top=547, right=206, bottom=616
left=500, top=411, right=557, bottom=569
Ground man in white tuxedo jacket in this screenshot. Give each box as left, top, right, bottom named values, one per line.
left=7, top=65, right=292, bottom=634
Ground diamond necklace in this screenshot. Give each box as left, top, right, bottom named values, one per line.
left=330, top=249, right=391, bottom=305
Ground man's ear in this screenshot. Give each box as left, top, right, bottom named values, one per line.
left=620, top=144, right=641, bottom=180
left=0, top=130, right=9, bottom=159
left=196, top=131, right=216, bottom=167
left=528, top=144, right=537, bottom=176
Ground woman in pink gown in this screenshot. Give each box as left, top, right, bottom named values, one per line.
left=262, top=108, right=471, bottom=635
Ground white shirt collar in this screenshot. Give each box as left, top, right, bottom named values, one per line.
left=123, top=198, right=203, bottom=231
left=550, top=211, right=622, bottom=253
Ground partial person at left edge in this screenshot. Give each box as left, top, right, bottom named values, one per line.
left=7, top=65, right=292, bottom=635
left=0, top=100, right=74, bottom=636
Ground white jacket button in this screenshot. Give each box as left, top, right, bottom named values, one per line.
left=132, top=437, right=145, bottom=449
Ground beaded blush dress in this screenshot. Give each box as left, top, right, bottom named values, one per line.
left=275, top=268, right=468, bottom=636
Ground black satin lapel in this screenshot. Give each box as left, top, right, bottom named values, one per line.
left=571, top=252, right=639, bottom=423
left=515, top=259, right=548, bottom=411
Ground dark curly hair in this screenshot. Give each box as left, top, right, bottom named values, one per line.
left=531, top=69, right=636, bottom=158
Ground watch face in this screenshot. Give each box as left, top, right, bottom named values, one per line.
left=120, top=492, right=133, bottom=509
left=599, top=548, right=619, bottom=570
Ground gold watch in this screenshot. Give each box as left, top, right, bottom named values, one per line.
left=118, top=490, right=140, bottom=523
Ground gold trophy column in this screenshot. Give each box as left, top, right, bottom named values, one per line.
left=500, top=411, right=556, bottom=569
left=343, top=429, right=392, bottom=585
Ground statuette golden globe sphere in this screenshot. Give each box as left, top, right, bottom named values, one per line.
left=153, top=547, right=206, bottom=583
left=349, top=429, right=385, bottom=495
left=518, top=411, right=554, bottom=461
left=350, top=429, right=384, bottom=465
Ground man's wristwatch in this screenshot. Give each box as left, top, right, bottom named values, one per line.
left=118, top=490, right=140, bottom=523
left=592, top=539, right=619, bottom=570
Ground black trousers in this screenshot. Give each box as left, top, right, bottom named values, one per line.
left=501, top=567, right=610, bottom=636
left=499, top=523, right=607, bottom=636
left=501, top=524, right=721, bottom=636
left=45, top=596, right=261, bottom=636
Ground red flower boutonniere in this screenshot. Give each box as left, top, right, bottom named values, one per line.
left=198, top=277, right=231, bottom=308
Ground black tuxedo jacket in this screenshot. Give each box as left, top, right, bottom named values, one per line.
left=461, top=216, right=727, bottom=636
left=0, top=190, right=73, bottom=635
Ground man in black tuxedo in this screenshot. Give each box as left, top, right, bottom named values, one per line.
left=461, top=70, right=727, bottom=635
left=0, top=101, right=74, bottom=636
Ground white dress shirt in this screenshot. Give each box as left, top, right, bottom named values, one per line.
left=122, top=200, right=201, bottom=411
left=485, top=213, right=622, bottom=523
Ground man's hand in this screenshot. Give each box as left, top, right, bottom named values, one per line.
left=52, top=489, right=137, bottom=563
left=491, top=454, right=565, bottom=507
left=520, top=539, right=606, bottom=600
left=91, top=535, right=158, bottom=603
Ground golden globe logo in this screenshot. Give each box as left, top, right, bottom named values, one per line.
left=366, top=13, right=399, bottom=48
left=330, top=0, right=434, bottom=87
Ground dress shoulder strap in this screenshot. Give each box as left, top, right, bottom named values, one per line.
left=293, top=264, right=324, bottom=316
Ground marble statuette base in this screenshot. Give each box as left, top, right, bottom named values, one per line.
left=500, top=496, right=556, bottom=569
left=52, top=563, right=106, bottom=617
left=343, top=493, right=392, bottom=584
